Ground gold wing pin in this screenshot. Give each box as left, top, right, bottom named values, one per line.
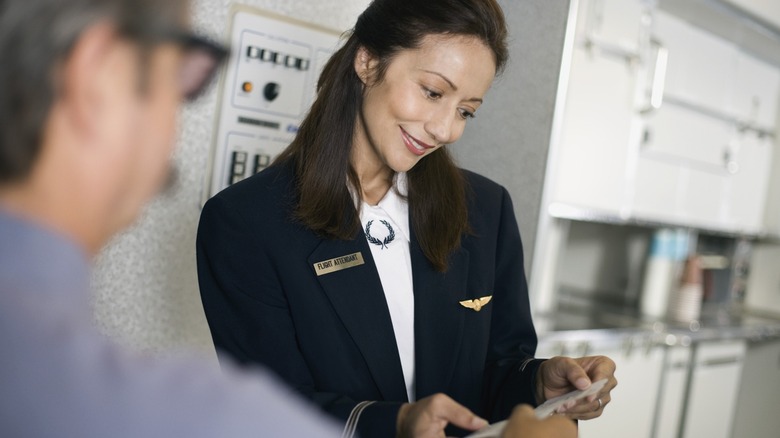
left=459, top=295, right=492, bottom=312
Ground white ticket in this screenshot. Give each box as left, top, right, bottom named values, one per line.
left=466, top=378, right=608, bottom=438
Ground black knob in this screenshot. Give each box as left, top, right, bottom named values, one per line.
left=263, top=82, right=280, bottom=102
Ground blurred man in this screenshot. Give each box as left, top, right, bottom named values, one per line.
left=0, top=0, right=576, bottom=437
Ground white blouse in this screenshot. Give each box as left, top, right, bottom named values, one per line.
left=357, top=173, right=416, bottom=402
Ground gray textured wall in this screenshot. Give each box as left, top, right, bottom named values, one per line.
left=91, top=0, right=571, bottom=355
left=91, top=0, right=373, bottom=357
left=452, top=0, right=571, bottom=273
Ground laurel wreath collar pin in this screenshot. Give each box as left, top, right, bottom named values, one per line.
left=365, top=219, right=395, bottom=249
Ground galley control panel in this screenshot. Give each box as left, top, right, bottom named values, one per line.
left=205, top=6, right=341, bottom=199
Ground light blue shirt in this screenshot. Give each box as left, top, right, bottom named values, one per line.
left=0, top=209, right=341, bottom=437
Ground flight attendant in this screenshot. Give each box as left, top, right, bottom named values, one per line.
left=197, top=1, right=617, bottom=437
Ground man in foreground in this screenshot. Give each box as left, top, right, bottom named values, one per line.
left=0, top=0, right=576, bottom=436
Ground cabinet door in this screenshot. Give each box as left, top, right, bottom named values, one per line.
left=733, top=52, right=780, bottom=128
left=578, top=343, right=665, bottom=438
left=744, top=243, right=780, bottom=316
left=642, top=105, right=732, bottom=168
left=682, top=340, right=746, bottom=438
left=577, top=0, right=646, bottom=48
left=763, top=153, right=780, bottom=235
left=551, top=0, right=645, bottom=214
left=632, top=107, right=732, bottom=229
left=722, top=132, right=773, bottom=233
left=652, top=10, right=737, bottom=114
left=631, top=148, right=683, bottom=224
left=552, top=49, right=637, bottom=213
left=731, top=340, right=780, bottom=438
left=653, top=346, right=691, bottom=438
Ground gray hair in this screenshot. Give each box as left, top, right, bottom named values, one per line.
left=0, top=0, right=188, bottom=183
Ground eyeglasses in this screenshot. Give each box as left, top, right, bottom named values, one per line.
left=127, top=28, right=229, bottom=101
left=171, top=33, right=229, bottom=101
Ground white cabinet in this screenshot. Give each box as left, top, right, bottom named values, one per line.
left=731, top=339, right=780, bottom=437
left=578, top=343, right=664, bottom=438
left=633, top=107, right=732, bottom=229
left=633, top=119, right=773, bottom=233
left=551, top=0, right=647, bottom=214
left=575, top=0, right=647, bottom=45
left=733, top=51, right=780, bottom=128
left=764, top=153, right=780, bottom=235
left=744, top=243, right=780, bottom=315
left=725, top=51, right=778, bottom=233
left=642, top=105, right=732, bottom=168
left=722, top=0, right=780, bottom=33
left=681, top=340, right=746, bottom=438
left=629, top=9, right=779, bottom=233
left=537, top=335, right=754, bottom=438
left=722, top=132, right=774, bottom=233
left=536, top=333, right=665, bottom=438
left=653, top=346, right=691, bottom=438
left=549, top=2, right=780, bottom=234
left=652, top=10, right=737, bottom=114
left=634, top=6, right=739, bottom=223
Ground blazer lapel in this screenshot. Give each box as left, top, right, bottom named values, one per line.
left=411, top=227, right=470, bottom=399
left=308, top=235, right=408, bottom=402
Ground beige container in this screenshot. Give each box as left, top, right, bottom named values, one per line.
left=668, top=256, right=704, bottom=323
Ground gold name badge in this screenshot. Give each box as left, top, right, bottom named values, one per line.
left=314, top=252, right=365, bottom=276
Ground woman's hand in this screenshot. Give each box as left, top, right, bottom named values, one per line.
left=535, top=355, right=618, bottom=421
left=502, top=405, right=577, bottom=438
left=396, top=393, right=487, bottom=438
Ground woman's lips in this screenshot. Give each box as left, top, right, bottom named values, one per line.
left=401, top=128, right=434, bottom=157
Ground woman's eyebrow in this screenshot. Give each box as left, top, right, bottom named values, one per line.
left=420, top=69, right=484, bottom=103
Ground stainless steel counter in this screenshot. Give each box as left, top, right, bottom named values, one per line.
left=534, top=300, right=780, bottom=350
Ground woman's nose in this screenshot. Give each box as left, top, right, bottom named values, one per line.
left=424, top=107, right=457, bottom=145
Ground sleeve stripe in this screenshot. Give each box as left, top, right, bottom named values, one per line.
left=341, top=400, right=376, bottom=438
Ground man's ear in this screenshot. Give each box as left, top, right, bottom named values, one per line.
left=58, top=22, right=121, bottom=139
left=354, top=46, right=378, bottom=86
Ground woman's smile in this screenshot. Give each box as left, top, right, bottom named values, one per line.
left=401, top=127, right=434, bottom=157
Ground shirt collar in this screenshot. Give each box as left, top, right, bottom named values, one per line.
left=354, top=173, right=410, bottom=243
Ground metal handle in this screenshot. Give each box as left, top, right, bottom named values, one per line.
left=701, top=356, right=741, bottom=367
left=642, top=39, right=668, bottom=114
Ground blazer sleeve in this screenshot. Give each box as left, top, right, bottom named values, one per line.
left=480, top=186, right=546, bottom=421
left=196, top=194, right=401, bottom=438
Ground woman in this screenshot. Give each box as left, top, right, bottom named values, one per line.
left=197, top=0, right=616, bottom=437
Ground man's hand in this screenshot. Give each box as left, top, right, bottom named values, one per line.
left=502, top=405, right=576, bottom=438
left=396, top=393, right=487, bottom=438
left=536, top=355, right=617, bottom=420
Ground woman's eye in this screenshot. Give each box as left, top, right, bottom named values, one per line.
left=459, top=108, right=475, bottom=120
left=423, top=87, right=442, bottom=100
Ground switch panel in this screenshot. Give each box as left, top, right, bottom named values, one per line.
left=205, top=5, right=341, bottom=200
left=253, top=153, right=272, bottom=175
left=230, top=150, right=248, bottom=185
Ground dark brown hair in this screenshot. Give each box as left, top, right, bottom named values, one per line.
left=275, top=0, right=508, bottom=271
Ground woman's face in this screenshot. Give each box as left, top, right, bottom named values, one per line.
left=353, top=34, right=496, bottom=175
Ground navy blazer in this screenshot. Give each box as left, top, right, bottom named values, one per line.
left=197, top=162, right=543, bottom=437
